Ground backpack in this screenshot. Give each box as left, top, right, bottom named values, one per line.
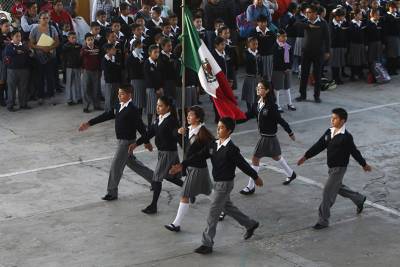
left=373, top=63, right=391, bottom=84
left=236, top=12, right=253, bottom=38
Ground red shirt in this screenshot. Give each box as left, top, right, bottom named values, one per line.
left=50, top=9, right=73, bottom=31
left=81, top=46, right=101, bottom=71
left=11, top=3, right=25, bottom=17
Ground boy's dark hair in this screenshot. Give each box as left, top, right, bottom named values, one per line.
left=169, top=13, right=178, bottom=19
left=299, top=2, right=309, bottom=12
left=0, top=19, right=9, bottom=25
left=111, top=19, right=120, bottom=25
left=158, top=96, right=178, bottom=120
left=119, top=84, right=132, bottom=94
left=288, top=2, right=298, bottom=13
left=219, top=117, right=236, bottom=133
left=307, top=4, right=318, bottom=13
left=217, top=26, right=229, bottom=36
left=131, top=23, right=141, bottom=31
left=148, top=44, right=159, bottom=54
left=161, top=21, right=171, bottom=27
left=257, top=15, right=268, bottom=23
left=10, top=30, right=21, bottom=37
left=193, top=14, right=203, bottom=21
left=188, top=105, right=214, bottom=143
left=104, top=43, right=115, bottom=51
left=84, top=33, right=94, bottom=40
left=332, top=7, right=345, bottom=17
left=214, top=36, right=225, bottom=46
left=90, top=21, right=101, bottom=28
left=214, top=18, right=224, bottom=26
left=151, top=6, right=162, bottom=15
left=332, top=108, right=348, bottom=121
left=131, top=39, right=142, bottom=48
left=160, top=37, right=171, bottom=48
left=119, top=2, right=129, bottom=11
left=67, top=31, right=77, bottom=36
left=247, top=36, right=258, bottom=43
left=96, top=10, right=106, bottom=17
left=106, top=30, right=116, bottom=39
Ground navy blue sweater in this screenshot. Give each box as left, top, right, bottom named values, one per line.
left=3, top=43, right=30, bottom=69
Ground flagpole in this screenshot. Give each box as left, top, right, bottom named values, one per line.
left=181, top=0, right=186, bottom=155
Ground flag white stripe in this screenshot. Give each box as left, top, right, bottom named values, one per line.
left=196, top=41, right=221, bottom=98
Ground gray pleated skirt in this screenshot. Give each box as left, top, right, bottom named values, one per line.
left=261, top=55, right=273, bottom=81
left=367, top=41, right=383, bottom=63
left=241, top=76, right=258, bottom=104
left=272, top=71, right=291, bottom=90
left=347, top=43, right=366, bottom=66
left=131, top=79, right=146, bottom=108
left=146, top=88, right=158, bottom=115
left=153, top=150, right=180, bottom=182
left=0, top=61, right=6, bottom=81
left=253, top=135, right=281, bottom=158
left=331, top=47, right=347, bottom=68
left=181, top=166, right=212, bottom=197
left=386, top=36, right=400, bottom=58
left=294, top=37, right=304, bottom=57
left=176, top=86, right=197, bottom=109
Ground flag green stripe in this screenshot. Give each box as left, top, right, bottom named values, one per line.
left=183, top=7, right=202, bottom=73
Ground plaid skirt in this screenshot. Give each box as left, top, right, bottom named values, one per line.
left=153, top=150, right=180, bottom=182
left=181, top=166, right=212, bottom=197
left=293, top=37, right=304, bottom=57
left=241, top=75, right=258, bottom=104
left=131, top=79, right=146, bottom=109
left=176, top=86, right=197, bottom=109
left=253, top=135, right=281, bottom=158
left=386, top=36, right=400, bottom=58
left=330, top=47, right=347, bottom=68
left=272, top=71, right=291, bottom=90
left=146, top=88, right=159, bottom=115
left=347, top=43, right=366, bottom=66
left=261, top=55, right=274, bottom=81
left=367, top=41, right=383, bottom=63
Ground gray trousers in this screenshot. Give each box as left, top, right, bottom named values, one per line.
left=202, top=181, right=257, bottom=247
left=107, top=139, right=154, bottom=197
left=65, top=68, right=82, bottom=103
left=104, top=83, right=119, bottom=112
left=318, top=167, right=365, bottom=226
left=7, top=69, right=29, bottom=108
left=82, top=70, right=100, bottom=109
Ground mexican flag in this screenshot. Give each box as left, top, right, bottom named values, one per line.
left=182, top=7, right=247, bottom=121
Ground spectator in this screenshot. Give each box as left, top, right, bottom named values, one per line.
left=39, top=0, right=53, bottom=12
left=21, top=2, right=39, bottom=41
left=91, top=0, right=114, bottom=23
left=246, top=0, right=272, bottom=26
left=50, top=0, right=74, bottom=31
left=154, top=0, right=171, bottom=18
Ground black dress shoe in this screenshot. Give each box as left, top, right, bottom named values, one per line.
left=218, top=212, right=226, bottom=221
left=101, top=194, right=118, bottom=201
left=313, top=223, right=328, bottom=230
left=283, top=172, right=297, bottom=185
left=357, top=196, right=367, bottom=214
left=287, top=104, right=296, bottom=111
left=244, top=221, right=259, bottom=240
left=141, top=205, right=157, bottom=214
left=164, top=223, right=181, bottom=232
left=194, top=245, right=213, bottom=254
left=314, top=97, right=322, bottom=103
left=190, top=196, right=196, bottom=204
left=239, top=187, right=255, bottom=195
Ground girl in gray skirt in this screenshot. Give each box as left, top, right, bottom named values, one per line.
left=240, top=80, right=297, bottom=195
left=139, top=96, right=183, bottom=214
left=165, top=106, right=214, bottom=232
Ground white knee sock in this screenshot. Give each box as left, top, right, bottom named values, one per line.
left=172, top=202, right=189, bottom=226
left=285, top=89, right=293, bottom=105
left=278, top=157, right=293, bottom=177
left=246, top=165, right=259, bottom=190
left=276, top=90, right=281, bottom=108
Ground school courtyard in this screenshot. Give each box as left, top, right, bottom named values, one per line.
left=0, top=73, right=400, bottom=267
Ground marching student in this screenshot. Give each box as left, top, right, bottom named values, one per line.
left=252, top=15, right=276, bottom=82
left=144, top=44, right=163, bottom=127
left=169, top=117, right=263, bottom=254
left=127, top=39, right=145, bottom=116
left=297, top=108, right=372, bottom=229
left=62, top=31, right=82, bottom=106
left=81, top=33, right=102, bottom=113
left=158, top=37, right=176, bottom=99
left=241, top=36, right=262, bottom=114
left=4, top=30, right=31, bottom=111
left=330, top=8, right=349, bottom=85
left=137, top=96, right=183, bottom=214
left=240, top=80, right=297, bottom=195
left=101, top=43, right=121, bottom=112
left=347, top=8, right=367, bottom=81
left=165, top=106, right=214, bottom=232
left=78, top=85, right=154, bottom=201
left=272, top=30, right=296, bottom=113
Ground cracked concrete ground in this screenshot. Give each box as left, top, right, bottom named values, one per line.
left=0, top=72, right=400, bottom=267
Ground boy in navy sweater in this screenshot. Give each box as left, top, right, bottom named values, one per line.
left=101, top=44, right=121, bottom=112
left=4, top=30, right=31, bottom=111
left=297, top=108, right=372, bottom=229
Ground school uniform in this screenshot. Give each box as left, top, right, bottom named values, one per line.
left=162, top=32, right=177, bottom=48
left=212, top=49, right=234, bottom=82
left=143, top=57, right=163, bottom=115
left=127, top=49, right=146, bottom=109
left=330, top=19, right=349, bottom=82
left=304, top=125, right=367, bottom=227
left=252, top=26, right=276, bottom=82
left=198, top=137, right=259, bottom=249
left=365, top=19, right=384, bottom=65
left=158, top=50, right=177, bottom=99
left=81, top=45, right=102, bottom=110
left=175, top=63, right=198, bottom=109
left=0, top=32, right=11, bottom=82
left=101, top=54, right=121, bottom=112
left=272, top=41, right=293, bottom=90
left=180, top=125, right=213, bottom=198
left=280, top=11, right=296, bottom=47
left=383, top=11, right=400, bottom=74
left=347, top=20, right=366, bottom=77
left=145, top=18, right=163, bottom=42
left=196, top=27, right=207, bottom=44
left=171, top=25, right=181, bottom=39
left=241, top=48, right=262, bottom=108
left=118, top=14, right=134, bottom=40
left=3, top=41, right=30, bottom=109
left=225, top=39, right=238, bottom=90
left=96, top=20, right=110, bottom=39
left=293, top=13, right=307, bottom=57
left=88, top=100, right=153, bottom=198
left=62, top=42, right=82, bottom=104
